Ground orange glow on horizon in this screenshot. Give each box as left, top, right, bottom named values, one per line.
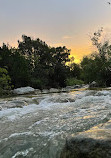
left=9, top=42, right=93, bottom=64
left=70, top=44, right=93, bottom=63
left=4, top=38, right=93, bottom=64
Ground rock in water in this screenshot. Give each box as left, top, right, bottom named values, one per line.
left=42, top=89, right=50, bottom=94
left=49, top=88, right=60, bottom=93
left=60, top=122, right=111, bottom=158
left=13, top=87, right=35, bottom=95
left=61, top=137, right=111, bottom=158
left=89, top=81, right=97, bottom=88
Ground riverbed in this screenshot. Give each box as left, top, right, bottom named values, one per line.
left=0, top=89, right=111, bottom=158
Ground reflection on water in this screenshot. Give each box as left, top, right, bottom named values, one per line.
left=0, top=89, right=111, bottom=158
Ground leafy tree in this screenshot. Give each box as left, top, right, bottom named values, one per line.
left=10, top=50, right=30, bottom=87
left=18, top=35, right=71, bottom=88
left=0, top=44, right=30, bottom=88
left=51, top=46, right=70, bottom=87
left=68, top=57, right=81, bottom=79
left=81, top=28, right=111, bottom=86
left=0, top=35, right=72, bottom=90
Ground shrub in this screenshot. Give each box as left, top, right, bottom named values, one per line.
left=66, top=78, right=84, bottom=86
left=30, top=78, right=45, bottom=89
left=0, top=67, right=12, bottom=95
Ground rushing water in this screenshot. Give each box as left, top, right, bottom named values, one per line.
left=0, top=89, right=111, bottom=158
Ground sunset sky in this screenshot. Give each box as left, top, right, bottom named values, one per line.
left=0, top=0, right=111, bottom=62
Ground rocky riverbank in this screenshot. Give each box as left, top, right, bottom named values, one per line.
left=0, top=85, right=88, bottom=110
left=12, top=85, right=88, bottom=95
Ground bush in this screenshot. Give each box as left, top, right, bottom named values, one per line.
left=0, top=67, right=12, bottom=95
left=66, top=78, right=84, bottom=86
left=30, top=78, right=45, bottom=89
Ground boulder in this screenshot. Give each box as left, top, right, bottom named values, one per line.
left=42, top=89, right=50, bottom=94
left=65, top=85, right=82, bottom=91
left=66, top=86, right=73, bottom=90
left=89, top=81, right=97, bottom=88
left=49, top=88, right=60, bottom=93
left=61, top=121, right=111, bottom=158
left=61, top=88, right=68, bottom=92
left=35, top=89, right=41, bottom=94
left=82, top=84, right=89, bottom=89
left=73, top=85, right=81, bottom=89
left=65, top=86, right=74, bottom=91
left=61, top=137, right=111, bottom=158
left=13, top=87, right=35, bottom=95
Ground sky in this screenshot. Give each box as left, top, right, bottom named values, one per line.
left=0, top=0, right=111, bottom=63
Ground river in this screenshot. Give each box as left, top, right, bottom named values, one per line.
left=0, top=89, right=111, bottom=158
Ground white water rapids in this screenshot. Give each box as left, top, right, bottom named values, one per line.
left=0, top=89, right=111, bottom=158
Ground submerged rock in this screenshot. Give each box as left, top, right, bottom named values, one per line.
left=9, top=100, right=27, bottom=108
left=0, top=100, right=27, bottom=109
left=13, top=87, right=35, bottom=95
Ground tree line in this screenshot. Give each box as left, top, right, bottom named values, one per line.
left=0, top=35, right=82, bottom=95
left=1, top=29, right=111, bottom=95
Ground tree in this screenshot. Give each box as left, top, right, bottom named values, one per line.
left=0, top=35, right=71, bottom=89
left=18, top=35, right=71, bottom=88
left=81, top=28, right=111, bottom=86
left=68, top=57, right=81, bottom=79
left=0, top=44, right=30, bottom=88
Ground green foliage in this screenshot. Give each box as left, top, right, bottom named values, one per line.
left=66, top=78, right=84, bottom=86
left=0, top=67, right=11, bottom=95
left=30, top=78, right=47, bottom=89
left=3, top=30, right=111, bottom=91
left=0, top=45, right=31, bottom=88
left=0, top=35, right=73, bottom=90
left=18, top=35, right=71, bottom=88
left=10, top=50, right=30, bottom=88
left=68, top=58, right=82, bottom=79
left=81, top=28, right=111, bottom=87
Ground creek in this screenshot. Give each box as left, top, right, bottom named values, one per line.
left=0, top=89, right=111, bottom=158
